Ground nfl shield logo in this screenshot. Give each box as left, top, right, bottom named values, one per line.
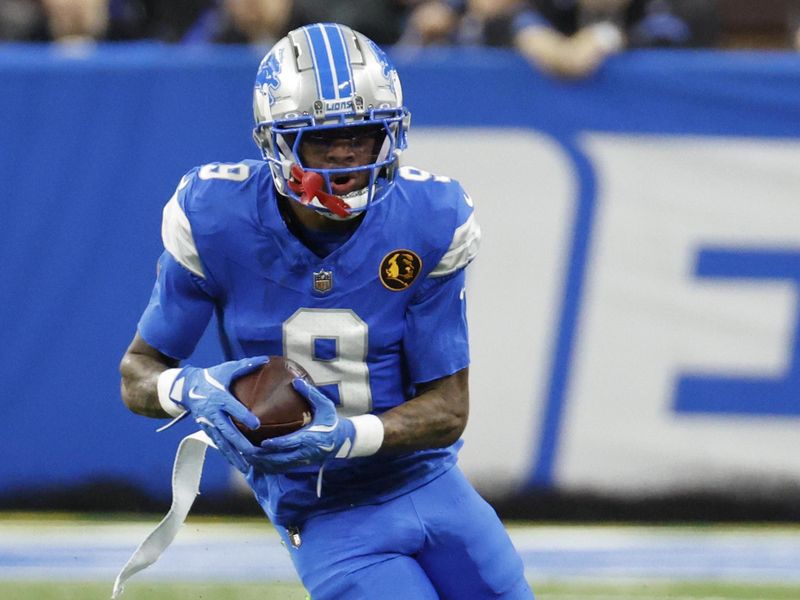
left=313, top=269, right=333, bottom=293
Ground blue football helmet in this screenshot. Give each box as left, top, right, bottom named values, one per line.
left=253, top=23, right=411, bottom=218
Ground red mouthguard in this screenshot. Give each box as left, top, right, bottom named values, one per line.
left=287, top=164, right=352, bottom=218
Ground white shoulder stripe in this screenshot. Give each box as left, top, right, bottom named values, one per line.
left=430, top=213, right=481, bottom=278
left=162, top=192, right=205, bottom=278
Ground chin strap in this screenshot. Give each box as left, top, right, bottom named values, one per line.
left=287, top=164, right=351, bottom=218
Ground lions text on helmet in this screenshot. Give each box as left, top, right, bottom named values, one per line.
left=253, top=23, right=411, bottom=220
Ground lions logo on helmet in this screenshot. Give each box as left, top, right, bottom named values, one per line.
left=256, top=50, right=283, bottom=106
left=252, top=23, right=410, bottom=219
left=365, top=38, right=400, bottom=99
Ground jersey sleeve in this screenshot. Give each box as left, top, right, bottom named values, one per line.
left=429, top=187, right=481, bottom=278
left=137, top=170, right=215, bottom=360
left=403, top=181, right=481, bottom=383
left=161, top=171, right=206, bottom=278
left=137, top=251, right=215, bottom=360
left=403, top=269, right=469, bottom=384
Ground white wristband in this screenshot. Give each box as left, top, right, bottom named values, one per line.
left=157, top=368, right=185, bottom=417
left=348, top=414, right=385, bottom=458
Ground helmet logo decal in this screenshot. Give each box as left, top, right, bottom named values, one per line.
left=380, top=250, right=422, bottom=291
left=256, top=49, right=283, bottom=106
left=366, top=39, right=396, bottom=96
left=304, top=24, right=355, bottom=106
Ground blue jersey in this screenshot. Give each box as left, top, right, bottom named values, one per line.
left=138, top=160, right=481, bottom=526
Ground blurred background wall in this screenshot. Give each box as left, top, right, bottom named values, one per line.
left=2, top=2, right=800, bottom=520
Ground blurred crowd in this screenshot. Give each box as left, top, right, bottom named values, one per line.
left=0, top=0, right=797, bottom=79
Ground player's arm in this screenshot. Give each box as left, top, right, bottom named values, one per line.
left=120, top=329, right=265, bottom=473
left=121, top=173, right=265, bottom=472
left=378, top=367, right=468, bottom=454
left=120, top=332, right=178, bottom=418
left=121, top=250, right=267, bottom=472
left=377, top=197, right=477, bottom=454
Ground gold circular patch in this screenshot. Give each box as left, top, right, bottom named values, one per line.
left=379, top=250, right=422, bottom=291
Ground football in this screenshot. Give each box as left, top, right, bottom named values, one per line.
left=230, top=356, right=313, bottom=444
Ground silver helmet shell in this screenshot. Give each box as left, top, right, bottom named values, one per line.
left=253, top=23, right=410, bottom=216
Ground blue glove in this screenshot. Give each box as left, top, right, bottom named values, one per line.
left=245, top=378, right=356, bottom=473
left=165, top=357, right=268, bottom=473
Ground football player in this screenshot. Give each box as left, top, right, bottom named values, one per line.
left=120, top=22, right=533, bottom=599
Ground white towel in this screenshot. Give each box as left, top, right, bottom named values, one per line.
left=111, top=430, right=214, bottom=599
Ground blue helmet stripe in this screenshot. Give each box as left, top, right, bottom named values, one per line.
left=301, top=26, right=324, bottom=99
left=305, top=25, right=335, bottom=99
left=323, top=23, right=354, bottom=99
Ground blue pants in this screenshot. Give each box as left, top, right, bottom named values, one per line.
left=275, top=466, right=534, bottom=599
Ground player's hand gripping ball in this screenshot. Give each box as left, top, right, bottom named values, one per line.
left=230, top=357, right=313, bottom=444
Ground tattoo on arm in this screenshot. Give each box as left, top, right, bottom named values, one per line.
left=119, top=333, right=179, bottom=418
left=378, top=368, right=469, bottom=454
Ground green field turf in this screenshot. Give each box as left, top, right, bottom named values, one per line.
left=2, top=580, right=800, bottom=600
left=3, top=516, right=798, bottom=600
